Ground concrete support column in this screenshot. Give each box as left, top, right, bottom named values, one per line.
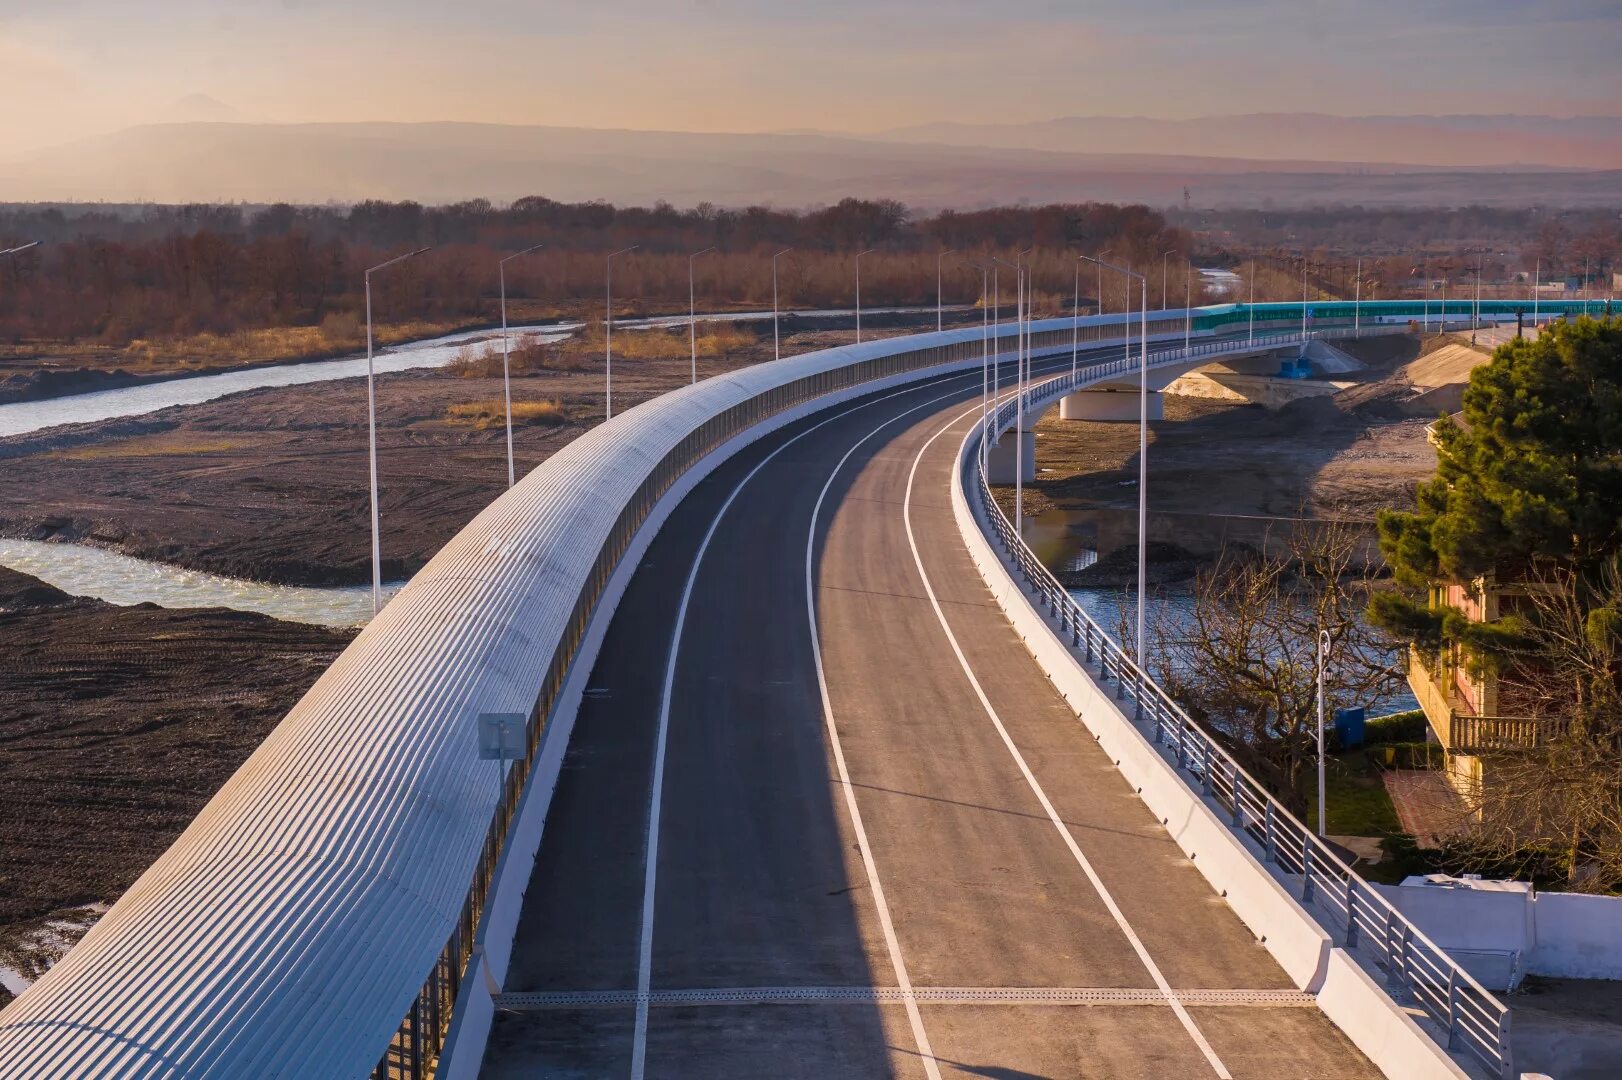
left=1059, top=389, right=1164, bottom=422
left=986, top=428, right=1036, bottom=484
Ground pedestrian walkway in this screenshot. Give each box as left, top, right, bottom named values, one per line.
left=1382, top=769, right=1466, bottom=848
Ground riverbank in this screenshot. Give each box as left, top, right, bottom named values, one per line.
left=1012, top=333, right=1439, bottom=571
left=0, top=567, right=354, bottom=1000
left=0, top=317, right=944, bottom=585
left=0, top=303, right=970, bottom=407
left=0, top=317, right=494, bottom=405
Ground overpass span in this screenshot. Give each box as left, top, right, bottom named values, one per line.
left=0, top=306, right=1521, bottom=1078
left=477, top=353, right=1384, bottom=1078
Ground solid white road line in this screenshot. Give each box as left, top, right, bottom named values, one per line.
left=630, top=374, right=975, bottom=1080
left=899, top=407, right=1236, bottom=1079
left=805, top=393, right=1020, bottom=1080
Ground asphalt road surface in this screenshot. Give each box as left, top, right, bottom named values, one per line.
left=480, top=352, right=1382, bottom=1079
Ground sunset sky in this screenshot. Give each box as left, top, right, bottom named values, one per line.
left=4, top=0, right=1619, bottom=153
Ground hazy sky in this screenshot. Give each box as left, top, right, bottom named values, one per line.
left=3, top=0, right=1619, bottom=153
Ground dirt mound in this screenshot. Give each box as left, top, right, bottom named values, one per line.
left=1400, top=342, right=1490, bottom=389
left=0, top=566, right=75, bottom=611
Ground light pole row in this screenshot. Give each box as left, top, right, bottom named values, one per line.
left=1078, top=253, right=1149, bottom=671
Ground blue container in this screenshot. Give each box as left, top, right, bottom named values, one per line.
left=1335, top=706, right=1367, bottom=748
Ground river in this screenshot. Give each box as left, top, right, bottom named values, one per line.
left=0, top=538, right=399, bottom=627
left=0, top=306, right=954, bottom=439
left=0, top=323, right=577, bottom=439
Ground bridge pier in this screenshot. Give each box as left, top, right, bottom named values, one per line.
left=1058, top=389, right=1164, bottom=422
left=986, top=428, right=1035, bottom=484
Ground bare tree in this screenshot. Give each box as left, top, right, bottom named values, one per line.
left=1153, top=521, right=1403, bottom=811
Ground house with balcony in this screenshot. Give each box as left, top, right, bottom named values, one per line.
left=1404, top=576, right=1571, bottom=804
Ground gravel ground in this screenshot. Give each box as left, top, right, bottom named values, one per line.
left=0, top=318, right=934, bottom=586
left=0, top=567, right=354, bottom=999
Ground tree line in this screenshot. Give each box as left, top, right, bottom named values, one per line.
left=0, top=198, right=1193, bottom=348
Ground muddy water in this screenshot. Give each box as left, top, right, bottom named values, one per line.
left=0, top=538, right=401, bottom=626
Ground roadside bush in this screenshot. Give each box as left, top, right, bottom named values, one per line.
left=1365, top=709, right=1428, bottom=745
left=445, top=398, right=566, bottom=430
left=1369, top=741, right=1443, bottom=770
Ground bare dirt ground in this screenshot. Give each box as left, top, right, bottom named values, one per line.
left=0, top=567, right=353, bottom=1002
left=1027, top=334, right=1442, bottom=527
left=0, top=316, right=935, bottom=585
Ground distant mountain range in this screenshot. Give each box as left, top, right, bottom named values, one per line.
left=875, top=113, right=1622, bottom=171
left=2, top=116, right=1618, bottom=210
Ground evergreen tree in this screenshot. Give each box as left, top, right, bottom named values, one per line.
left=1372, top=317, right=1622, bottom=652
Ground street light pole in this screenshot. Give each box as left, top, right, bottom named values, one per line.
left=772, top=248, right=792, bottom=361
left=937, top=248, right=956, bottom=332
left=363, top=246, right=430, bottom=616
left=498, top=244, right=545, bottom=490
left=1301, top=258, right=1309, bottom=342
left=604, top=245, right=638, bottom=421
left=1473, top=253, right=1482, bottom=346
left=967, top=263, right=992, bottom=471
left=1081, top=254, right=1150, bottom=669
left=854, top=248, right=875, bottom=343
left=688, top=246, right=716, bottom=384
left=1099, top=248, right=1113, bottom=325
left=1248, top=259, right=1255, bottom=345
left=1317, top=629, right=1331, bottom=838
left=1072, top=258, right=1081, bottom=376
left=991, top=255, right=1025, bottom=533
left=1423, top=258, right=1431, bottom=334
left=1184, top=265, right=1191, bottom=351
left=1161, top=249, right=1176, bottom=311
left=1534, top=258, right=1540, bottom=330
left=1354, top=258, right=1362, bottom=339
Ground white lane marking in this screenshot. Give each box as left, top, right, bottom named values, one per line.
left=807, top=394, right=1023, bottom=1080
left=899, top=409, right=1236, bottom=1079
left=631, top=374, right=977, bottom=1079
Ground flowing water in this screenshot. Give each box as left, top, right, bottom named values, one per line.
left=0, top=306, right=955, bottom=439
left=0, top=538, right=399, bottom=626
left=0, top=323, right=578, bottom=439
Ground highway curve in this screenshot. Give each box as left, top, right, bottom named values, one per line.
left=479, top=353, right=1383, bottom=1079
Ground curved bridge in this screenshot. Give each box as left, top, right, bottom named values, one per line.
left=2, top=300, right=1573, bottom=1078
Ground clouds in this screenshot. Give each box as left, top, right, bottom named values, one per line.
left=0, top=0, right=1617, bottom=155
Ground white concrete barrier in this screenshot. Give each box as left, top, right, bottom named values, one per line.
left=1529, top=892, right=1622, bottom=981
left=1317, top=949, right=1471, bottom=1080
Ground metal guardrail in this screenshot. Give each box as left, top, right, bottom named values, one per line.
left=968, top=333, right=1513, bottom=1080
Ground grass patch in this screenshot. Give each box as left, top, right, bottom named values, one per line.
left=117, top=317, right=461, bottom=371
left=53, top=434, right=258, bottom=460
left=1301, top=748, right=1404, bottom=838
left=445, top=399, right=567, bottom=430
left=447, top=320, right=758, bottom=379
